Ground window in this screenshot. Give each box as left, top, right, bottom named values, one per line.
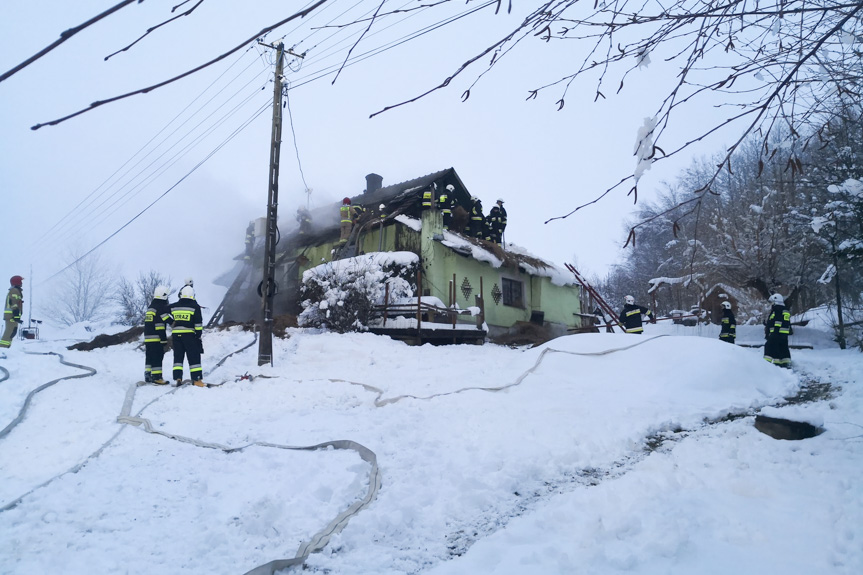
left=501, top=277, right=524, bottom=308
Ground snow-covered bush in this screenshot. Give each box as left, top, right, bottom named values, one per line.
left=298, top=252, right=418, bottom=333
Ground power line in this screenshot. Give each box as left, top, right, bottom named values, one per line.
left=284, top=80, right=310, bottom=193
left=33, top=45, right=265, bottom=252
left=42, top=98, right=273, bottom=285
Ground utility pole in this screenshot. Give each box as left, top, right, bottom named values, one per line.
left=257, top=41, right=303, bottom=366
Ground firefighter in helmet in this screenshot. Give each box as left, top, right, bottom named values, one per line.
left=339, top=197, right=352, bottom=245
left=1, top=275, right=24, bottom=349
left=763, top=293, right=793, bottom=368
left=719, top=301, right=736, bottom=344
left=618, top=294, right=655, bottom=334
left=144, top=285, right=172, bottom=384
left=170, top=285, right=205, bottom=386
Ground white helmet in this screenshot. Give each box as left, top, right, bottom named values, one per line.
left=768, top=293, right=784, bottom=305
left=624, top=295, right=635, bottom=305
left=184, top=276, right=194, bottom=287
left=721, top=301, right=732, bottom=310
left=179, top=286, right=195, bottom=300
left=497, top=198, right=504, bottom=204
left=446, top=184, right=455, bottom=192
left=153, top=285, right=170, bottom=300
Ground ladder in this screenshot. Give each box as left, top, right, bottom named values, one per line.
left=564, top=263, right=623, bottom=332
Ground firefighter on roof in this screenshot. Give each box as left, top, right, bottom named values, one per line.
left=339, top=197, right=352, bottom=245
left=439, top=184, right=454, bottom=230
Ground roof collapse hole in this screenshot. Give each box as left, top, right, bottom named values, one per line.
left=754, top=415, right=824, bottom=440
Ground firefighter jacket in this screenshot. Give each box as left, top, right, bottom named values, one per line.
left=170, top=297, right=203, bottom=337
left=4, top=286, right=23, bottom=322
left=719, top=309, right=736, bottom=342
left=144, top=298, right=172, bottom=344
left=340, top=204, right=352, bottom=224
left=470, top=199, right=484, bottom=223
left=350, top=204, right=365, bottom=223
left=438, top=190, right=451, bottom=215
left=498, top=205, right=508, bottom=231
left=765, top=305, right=793, bottom=339
left=619, top=303, right=653, bottom=334
left=421, top=187, right=433, bottom=209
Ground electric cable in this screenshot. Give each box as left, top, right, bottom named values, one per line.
left=32, top=45, right=265, bottom=251
left=284, top=80, right=310, bottom=194
left=67, top=80, right=271, bottom=241
left=42, top=97, right=272, bottom=284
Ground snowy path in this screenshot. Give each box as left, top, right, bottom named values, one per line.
left=2, top=328, right=860, bottom=574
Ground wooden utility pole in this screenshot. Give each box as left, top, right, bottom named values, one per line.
left=257, top=41, right=303, bottom=366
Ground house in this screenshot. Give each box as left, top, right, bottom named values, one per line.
left=213, top=168, right=586, bottom=340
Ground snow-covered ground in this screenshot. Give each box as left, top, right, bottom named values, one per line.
left=1, top=320, right=861, bottom=574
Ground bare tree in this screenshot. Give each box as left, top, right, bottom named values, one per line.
left=45, top=250, right=116, bottom=326
left=3, top=0, right=861, bottom=219
left=113, top=270, right=173, bottom=326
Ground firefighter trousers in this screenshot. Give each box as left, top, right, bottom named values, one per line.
left=173, top=333, right=203, bottom=382
left=144, top=341, right=166, bottom=380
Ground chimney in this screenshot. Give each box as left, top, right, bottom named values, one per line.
left=365, top=173, right=383, bottom=194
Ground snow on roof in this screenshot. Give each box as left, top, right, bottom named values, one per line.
left=392, top=215, right=576, bottom=286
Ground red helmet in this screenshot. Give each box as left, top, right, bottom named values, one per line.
left=342, top=197, right=351, bottom=205
left=10, top=275, right=23, bottom=287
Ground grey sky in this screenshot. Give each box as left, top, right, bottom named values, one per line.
left=0, top=1, right=728, bottom=315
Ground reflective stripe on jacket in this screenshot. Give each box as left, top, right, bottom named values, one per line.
left=170, top=298, right=203, bottom=335
left=4, top=287, right=23, bottom=320
left=340, top=204, right=352, bottom=223
left=765, top=305, right=792, bottom=337
left=144, top=298, right=172, bottom=343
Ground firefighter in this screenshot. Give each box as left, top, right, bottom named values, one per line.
left=1, top=275, right=24, bottom=349
left=170, top=285, right=205, bottom=386
left=495, top=198, right=507, bottom=243
left=764, top=293, right=793, bottom=368
left=439, top=184, right=453, bottom=230
left=618, top=294, right=655, bottom=334
left=350, top=202, right=365, bottom=225
left=297, top=206, right=312, bottom=235
left=339, top=197, right=352, bottom=245
left=719, top=301, right=736, bottom=344
left=421, top=186, right=434, bottom=210
left=143, top=285, right=172, bottom=384
left=487, top=199, right=506, bottom=245
left=244, top=222, right=255, bottom=261
left=467, top=196, right=484, bottom=239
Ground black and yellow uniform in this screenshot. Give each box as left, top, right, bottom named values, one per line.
left=438, top=187, right=453, bottom=229
left=619, top=303, right=654, bottom=334
left=496, top=202, right=507, bottom=240
left=421, top=187, right=433, bottom=209
left=2, top=278, right=24, bottom=348
left=719, top=308, right=737, bottom=344
left=170, top=292, right=204, bottom=384
left=764, top=304, right=793, bottom=367
left=487, top=205, right=503, bottom=244
left=467, top=198, right=484, bottom=239
left=143, top=297, right=172, bottom=382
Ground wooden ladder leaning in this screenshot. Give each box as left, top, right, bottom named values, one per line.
left=564, top=262, right=623, bottom=333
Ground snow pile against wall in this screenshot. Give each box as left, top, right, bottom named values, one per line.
left=299, top=252, right=419, bottom=333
